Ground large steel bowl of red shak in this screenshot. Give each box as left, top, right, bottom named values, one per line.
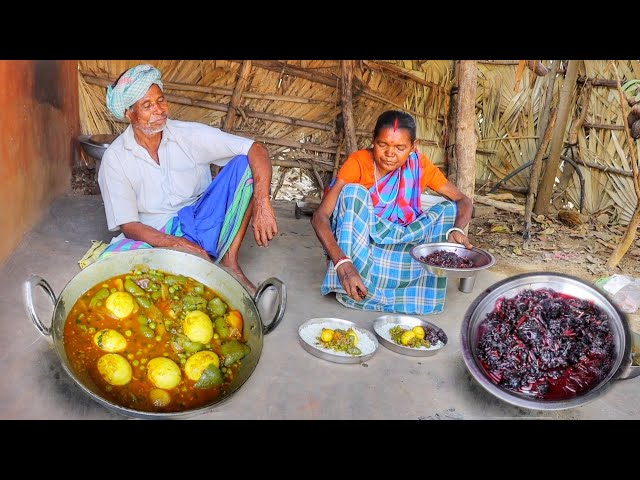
left=461, top=272, right=639, bottom=411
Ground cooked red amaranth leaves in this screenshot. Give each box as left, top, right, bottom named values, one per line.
left=477, top=288, right=616, bottom=400
left=421, top=250, right=474, bottom=268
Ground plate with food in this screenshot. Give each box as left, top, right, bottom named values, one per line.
left=373, top=315, right=448, bottom=357
left=298, top=317, right=378, bottom=364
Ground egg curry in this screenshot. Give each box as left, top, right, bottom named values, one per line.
left=63, top=264, right=251, bottom=413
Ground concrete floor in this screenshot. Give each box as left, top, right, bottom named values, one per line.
left=1, top=193, right=639, bottom=420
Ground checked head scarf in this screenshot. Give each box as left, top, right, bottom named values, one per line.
left=106, top=64, right=164, bottom=120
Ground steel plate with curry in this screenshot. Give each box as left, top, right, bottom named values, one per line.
left=63, top=263, right=251, bottom=413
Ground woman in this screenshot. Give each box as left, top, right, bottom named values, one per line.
left=311, top=110, right=473, bottom=314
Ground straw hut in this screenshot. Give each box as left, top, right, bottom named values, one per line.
left=77, top=60, right=640, bottom=265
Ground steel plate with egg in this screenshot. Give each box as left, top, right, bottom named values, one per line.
left=373, top=314, right=447, bottom=357
left=298, top=317, right=378, bottom=364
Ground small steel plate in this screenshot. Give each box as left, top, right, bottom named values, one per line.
left=373, top=314, right=447, bottom=357
left=298, top=317, right=378, bottom=364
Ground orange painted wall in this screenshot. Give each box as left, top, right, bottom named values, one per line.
left=0, top=60, right=79, bottom=264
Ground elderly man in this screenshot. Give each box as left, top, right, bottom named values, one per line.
left=97, top=64, right=278, bottom=293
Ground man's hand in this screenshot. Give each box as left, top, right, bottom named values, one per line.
left=252, top=200, right=278, bottom=247
left=169, top=236, right=211, bottom=261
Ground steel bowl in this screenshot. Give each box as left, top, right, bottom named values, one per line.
left=461, top=272, right=640, bottom=411
left=23, top=248, right=287, bottom=419
left=373, top=314, right=447, bottom=357
left=78, top=134, right=117, bottom=161
left=410, top=242, right=496, bottom=293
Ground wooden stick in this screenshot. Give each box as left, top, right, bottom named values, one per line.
left=310, top=162, right=325, bottom=191
left=524, top=108, right=558, bottom=243
left=534, top=60, right=580, bottom=215
left=363, top=60, right=446, bottom=91
left=271, top=168, right=287, bottom=200
left=475, top=195, right=525, bottom=215
left=340, top=60, right=358, bottom=155
left=223, top=60, right=252, bottom=131
left=562, top=154, right=632, bottom=177
left=570, top=81, right=592, bottom=145
left=80, top=71, right=323, bottom=104
left=553, top=81, right=592, bottom=209
left=537, top=60, right=559, bottom=151
left=250, top=60, right=340, bottom=88
left=477, top=60, right=521, bottom=65
left=250, top=60, right=408, bottom=112
left=444, top=61, right=459, bottom=178
left=583, top=122, right=625, bottom=131
left=242, top=134, right=341, bottom=156
left=477, top=181, right=528, bottom=194
left=332, top=133, right=345, bottom=180
left=271, top=159, right=334, bottom=171
left=577, top=76, right=621, bottom=88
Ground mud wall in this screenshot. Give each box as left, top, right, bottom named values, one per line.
left=0, top=60, right=79, bottom=263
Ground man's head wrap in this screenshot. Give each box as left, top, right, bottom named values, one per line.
left=106, top=64, right=164, bottom=120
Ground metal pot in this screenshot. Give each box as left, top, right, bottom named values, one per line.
left=23, top=248, right=286, bottom=419
left=461, top=272, right=640, bottom=411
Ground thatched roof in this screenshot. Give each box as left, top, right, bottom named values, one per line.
left=78, top=60, right=640, bottom=226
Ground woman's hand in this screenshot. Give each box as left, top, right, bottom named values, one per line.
left=448, top=229, right=473, bottom=249
left=336, top=262, right=368, bottom=301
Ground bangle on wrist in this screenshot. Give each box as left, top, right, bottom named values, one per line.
left=334, top=256, right=353, bottom=270
left=446, top=227, right=466, bottom=241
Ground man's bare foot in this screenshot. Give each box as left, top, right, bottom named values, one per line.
left=219, top=258, right=257, bottom=295
left=233, top=270, right=257, bottom=296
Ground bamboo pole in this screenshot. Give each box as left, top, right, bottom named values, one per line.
left=223, top=60, right=252, bottom=131
left=577, top=76, right=621, bottom=88
left=477, top=61, right=521, bottom=65
left=478, top=181, right=528, bottom=194
left=340, top=60, right=358, bottom=155
left=475, top=195, right=525, bottom=214
left=444, top=61, right=460, bottom=180
left=553, top=80, right=592, bottom=210
left=250, top=60, right=407, bottom=112
left=250, top=60, right=340, bottom=88
left=363, top=60, right=447, bottom=91
left=241, top=134, right=341, bottom=156
left=561, top=154, right=633, bottom=177
left=272, top=159, right=334, bottom=171
left=583, top=122, right=625, bottom=131
left=85, top=74, right=368, bottom=135
left=534, top=60, right=580, bottom=215
left=454, top=60, right=477, bottom=216
left=332, top=135, right=345, bottom=180
left=524, top=108, right=558, bottom=243
left=80, top=71, right=323, bottom=104
left=606, top=62, right=640, bottom=269
left=271, top=168, right=287, bottom=200
left=536, top=61, right=559, bottom=151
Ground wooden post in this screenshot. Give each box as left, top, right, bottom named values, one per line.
left=445, top=61, right=460, bottom=181
left=534, top=60, right=580, bottom=215
left=223, top=60, right=252, bottom=132
left=536, top=61, right=559, bottom=151
left=523, top=108, right=558, bottom=244
left=553, top=80, right=592, bottom=210
left=340, top=60, right=358, bottom=155
left=453, top=60, right=478, bottom=224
